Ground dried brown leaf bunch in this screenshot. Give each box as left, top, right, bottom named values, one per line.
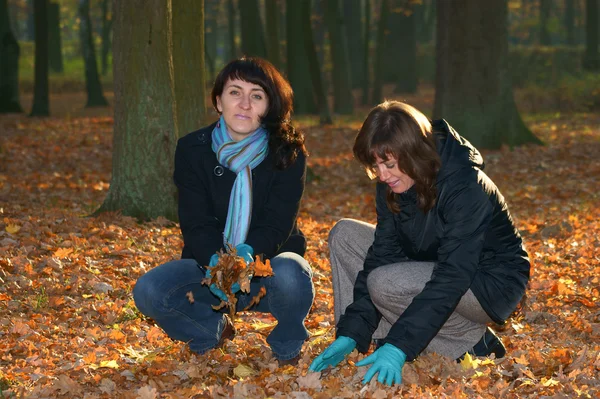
left=201, top=245, right=274, bottom=318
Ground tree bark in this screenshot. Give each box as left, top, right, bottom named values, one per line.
left=343, top=0, right=364, bottom=88
left=172, top=0, right=206, bottom=136
left=286, top=0, right=318, bottom=115
left=0, top=0, right=22, bottom=113
left=227, top=0, right=236, bottom=61
left=204, top=0, right=218, bottom=80
left=98, top=0, right=180, bottom=220
left=540, top=0, right=552, bottom=45
left=325, top=0, right=353, bottom=114
left=371, top=0, right=388, bottom=105
left=433, top=0, right=541, bottom=149
left=394, top=2, right=417, bottom=94
left=239, top=0, right=267, bottom=58
left=30, top=0, right=49, bottom=116
left=361, top=0, right=370, bottom=105
left=583, top=0, right=600, bottom=70
left=265, top=0, right=281, bottom=69
left=79, top=0, right=108, bottom=107
left=101, top=0, right=112, bottom=76
left=47, top=2, right=62, bottom=73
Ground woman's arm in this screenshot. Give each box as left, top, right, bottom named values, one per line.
left=383, top=179, right=493, bottom=361
left=336, top=183, right=408, bottom=353
left=174, top=137, right=224, bottom=266
left=245, top=151, right=307, bottom=259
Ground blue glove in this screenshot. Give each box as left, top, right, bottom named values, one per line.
left=355, top=343, right=407, bottom=386
left=231, top=244, right=254, bottom=294
left=309, top=336, right=357, bottom=372
left=206, top=254, right=227, bottom=302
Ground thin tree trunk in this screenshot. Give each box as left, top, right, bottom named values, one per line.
left=79, top=0, right=108, bottom=107
left=265, top=0, right=281, bottom=69
left=371, top=0, right=388, bottom=105
left=0, top=0, right=22, bottom=113
left=325, top=0, right=353, bottom=114
left=343, top=0, right=364, bottom=88
left=394, top=3, right=417, bottom=93
left=583, top=0, right=600, bottom=70
left=30, top=0, right=49, bottom=116
left=227, top=0, right=236, bottom=61
left=361, top=0, right=370, bottom=105
left=47, top=2, right=62, bottom=73
left=239, top=0, right=267, bottom=57
left=303, top=0, right=332, bottom=124
left=565, top=0, right=576, bottom=45
left=540, top=0, right=552, bottom=45
left=101, top=0, right=112, bottom=76
left=286, top=0, right=318, bottom=115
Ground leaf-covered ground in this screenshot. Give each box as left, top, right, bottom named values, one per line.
left=1, top=94, right=599, bottom=398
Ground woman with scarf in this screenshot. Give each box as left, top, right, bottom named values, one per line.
left=134, top=57, right=313, bottom=365
left=310, top=101, right=530, bottom=385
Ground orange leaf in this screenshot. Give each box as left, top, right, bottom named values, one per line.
left=53, top=247, right=74, bottom=258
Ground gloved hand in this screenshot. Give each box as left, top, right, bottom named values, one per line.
left=309, top=336, right=357, bottom=372
left=355, top=343, right=407, bottom=386
left=231, top=243, right=254, bottom=294
left=206, top=254, right=228, bottom=302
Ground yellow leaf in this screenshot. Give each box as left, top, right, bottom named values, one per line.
left=233, top=364, right=256, bottom=379
left=460, top=352, right=480, bottom=370
left=99, top=360, right=119, bottom=369
left=5, top=224, right=20, bottom=234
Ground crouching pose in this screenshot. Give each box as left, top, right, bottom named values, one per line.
left=310, top=101, right=530, bottom=385
left=134, top=57, right=314, bottom=365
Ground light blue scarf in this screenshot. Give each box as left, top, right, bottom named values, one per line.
left=212, top=116, right=268, bottom=247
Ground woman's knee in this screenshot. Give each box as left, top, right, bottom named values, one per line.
left=269, top=253, right=314, bottom=298
left=328, top=218, right=359, bottom=249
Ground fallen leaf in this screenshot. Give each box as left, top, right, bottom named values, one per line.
left=233, top=363, right=256, bottom=379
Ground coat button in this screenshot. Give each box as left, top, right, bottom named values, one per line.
left=214, top=166, right=224, bottom=176
left=198, top=132, right=208, bottom=144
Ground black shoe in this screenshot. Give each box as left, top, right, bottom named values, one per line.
left=470, top=327, right=506, bottom=359
left=216, top=314, right=236, bottom=349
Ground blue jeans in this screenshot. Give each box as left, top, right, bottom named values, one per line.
left=133, top=252, right=314, bottom=360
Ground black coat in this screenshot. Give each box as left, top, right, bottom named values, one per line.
left=336, top=120, right=531, bottom=361
left=174, top=122, right=307, bottom=266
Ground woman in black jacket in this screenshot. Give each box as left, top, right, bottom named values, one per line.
left=134, top=57, right=314, bottom=365
left=310, top=101, right=530, bottom=385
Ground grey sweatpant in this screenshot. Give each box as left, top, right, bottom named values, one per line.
left=329, top=218, right=492, bottom=360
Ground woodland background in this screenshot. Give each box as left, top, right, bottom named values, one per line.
left=0, top=0, right=599, bottom=398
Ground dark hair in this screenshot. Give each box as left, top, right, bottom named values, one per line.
left=353, top=101, right=441, bottom=213
left=211, top=56, right=306, bottom=169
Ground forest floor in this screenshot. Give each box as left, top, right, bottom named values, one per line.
left=1, top=89, right=599, bottom=398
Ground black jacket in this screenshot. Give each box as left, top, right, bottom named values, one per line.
left=174, top=122, right=307, bottom=266
left=336, top=120, right=530, bottom=361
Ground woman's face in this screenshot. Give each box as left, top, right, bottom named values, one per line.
left=371, top=155, right=415, bottom=194
left=216, top=78, right=269, bottom=141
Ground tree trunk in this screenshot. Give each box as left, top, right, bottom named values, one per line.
left=227, top=0, right=236, bottom=61
left=286, top=0, right=318, bottom=115
left=343, top=0, right=364, bottom=88
left=0, top=0, right=22, bottom=113
left=97, top=0, right=181, bottom=221
left=30, top=0, right=49, bottom=116
left=303, top=0, right=332, bottom=124
left=265, top=0, right=281, bottom=70
left=325, top=0, right=353, bottom=114
left=204, top=0, right=218, bottom=80
left=540, top=0, right=552, bottom=45
left=101, top=0, right=112, bottom=76
left=47, top=2, right=62, bottom=73
left=371, top=0, right=388, bottom=105
left=394, top=2, right=417, bottom=94
left=26, top=0, right=34, bottom=40
left=239, top=0, right=267, bottom=58
left=583, top=0, right=600, bottom=70
left=172, top=0, right=206, bottom=136
left=79, top=0, right=108, bottom=107
left=433, top=0, right=541, bottom=149
left=415, top=0, right=436, bottom=44
left=361, top=0, right=370, bottom=105
left=565, top=0, right=576, bottom=45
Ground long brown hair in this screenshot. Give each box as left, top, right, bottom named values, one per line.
left=353, top=101, right=441, bottom=213
left=211, top=57, right=306, bottom=169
